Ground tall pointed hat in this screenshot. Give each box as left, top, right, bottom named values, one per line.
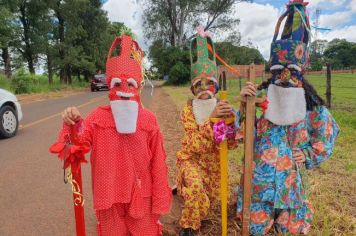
left=270, top=0, right=311, bottom=72
left=190, top=26, right=218, bottom=85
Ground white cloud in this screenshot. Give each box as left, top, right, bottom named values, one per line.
left=308, top=0, right=348, bottom=9
left=319, top=25, right=356, bottom=42
left=351, top=0, right=356, bottom=12
left=102, top=0, right=147, bottom=50
left=231, top=2, right=280, bottom=59
left=319, top=11, right=353, bottom=28
left=101, top=0, right=356, bottom=62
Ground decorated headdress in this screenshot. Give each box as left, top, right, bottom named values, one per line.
left=270, top=0, right=311, bottom=75
left=105, top=35, right=144, bottom=134
left=106, top=35, right=144, bottom=88
left=190, top=26, right=218, bottom=87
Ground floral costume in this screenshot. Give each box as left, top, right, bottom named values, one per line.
left=236, top=105, right=339, bottom=235
left=177, top=105, right=237, bottom=230
left=236, top=1, right=340, bottom=235
left=176, top=28, right=237, bottom=231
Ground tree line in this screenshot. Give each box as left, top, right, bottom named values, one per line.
left=310, top=39, right=356, bottom=71
left=0, top=0, right=132, bottom=84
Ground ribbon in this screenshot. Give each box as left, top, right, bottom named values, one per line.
left=207, top=43, right=240, bottom=76
left=49, top=142, right=89, bottom=174
left=66, top=170, right=85, bottom=207
left=213, top=119, right=235, bottom=144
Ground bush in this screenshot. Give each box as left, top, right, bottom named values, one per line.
left=11, top=68, right=35, bottom=94
left=168, top=61, right=190, bottom=85
left=0, top=74, right=12, bottom=91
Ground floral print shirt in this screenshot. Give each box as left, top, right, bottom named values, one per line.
left=176, top=105, right=237, bottom=162
left=238, top=105, right=339, bottom=210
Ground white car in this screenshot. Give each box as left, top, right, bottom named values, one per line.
left=0, top=88, right=23, bottom=138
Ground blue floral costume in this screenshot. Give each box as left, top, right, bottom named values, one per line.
left=236, top=105, right=339, bottom=235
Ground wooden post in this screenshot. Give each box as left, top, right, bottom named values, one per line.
left=242, top=64, right=256, bottom=236
left=239, top=76, right=242, bottom=91
left=326, top=63, right=332, bottom=109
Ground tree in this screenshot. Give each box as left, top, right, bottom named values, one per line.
left=215, top=41, right=265, bottom=65
left=143, top=0, right=249, bottom=47
left=324, top=39, right=356, bottom=70
left=0, top=3, right=15, bottom=77
left=309, top=39, right=327, bottom=71
left=7, top=0, right=50, bottom=74
left=149, top=39, right=190, bottom=84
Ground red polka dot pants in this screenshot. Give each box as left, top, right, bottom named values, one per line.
left=96, top=198, right=162, bottom=236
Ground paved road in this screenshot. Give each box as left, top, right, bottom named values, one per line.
left=0, top=87, right=154, bottom=236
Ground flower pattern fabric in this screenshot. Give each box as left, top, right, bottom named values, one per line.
left=177, top=104, right=237, bottom=230
left=236, top=105, right=339, bottom=235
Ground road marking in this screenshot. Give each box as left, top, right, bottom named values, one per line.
left=20, top=95, right=106, bottom=130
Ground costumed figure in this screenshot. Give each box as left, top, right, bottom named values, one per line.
left=235, top=1, right=340, bottom=235
left=51, top=35, right=172, bottom=236
left=176, top=27, right=238, bottom=236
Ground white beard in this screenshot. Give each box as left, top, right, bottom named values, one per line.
left=192, top=98, right=217, bottom=125
left=110, top=100, right=139, bottom=134
left=264, top=84, right=306, bottom=126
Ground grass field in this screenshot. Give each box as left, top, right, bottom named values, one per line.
left=163, top=73, right=356, bottom=235
left=0, top=73, right=88, bottom=94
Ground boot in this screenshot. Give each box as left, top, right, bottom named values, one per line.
left=179, top=227, right=195, bottom=236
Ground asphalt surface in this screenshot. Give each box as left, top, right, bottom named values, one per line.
left=0, top=86, right=154, bottom=236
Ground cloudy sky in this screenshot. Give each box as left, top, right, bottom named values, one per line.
left=102, top=0, right=356, bottom=59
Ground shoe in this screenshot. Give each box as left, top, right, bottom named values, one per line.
left=179, top=228, right=195, bottom=236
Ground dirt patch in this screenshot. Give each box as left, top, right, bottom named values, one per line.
left=17, top=88, right=89, bottom=104
left=150, top=87, right=242, bottom=235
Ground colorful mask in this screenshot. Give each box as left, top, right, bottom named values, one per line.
left=190, top=27, right=219, bottom=99
left=270, top=0, right=311, bottom=87
left=106, top=35, right=144, bottom=134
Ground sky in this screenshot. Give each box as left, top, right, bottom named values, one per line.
left=102, top=0, right=356, bottom=59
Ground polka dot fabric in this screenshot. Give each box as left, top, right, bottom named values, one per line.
left=56, top=106, right=172, bottom=234
left=96, top=198, right=163, bottom=236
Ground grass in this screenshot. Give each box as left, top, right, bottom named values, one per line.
left=0, top=72, right=88, bottom=94
left=162, top=73, right=356, bottom=235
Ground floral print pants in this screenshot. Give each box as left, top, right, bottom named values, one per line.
left=177, top=158, right=220, bottom=230
left=237, top=200, right=314, bottom=235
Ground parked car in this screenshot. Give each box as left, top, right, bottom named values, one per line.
left=91, top=74, right=108, bottom=92
left=0, top=88, right=23, bottom=138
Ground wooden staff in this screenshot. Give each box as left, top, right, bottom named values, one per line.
left=211, top=72, right=234, bottom=236
left=242, top=64, right=256, bottom=236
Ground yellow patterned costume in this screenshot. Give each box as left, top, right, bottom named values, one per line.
left=176, top=104, right=237, bottom=230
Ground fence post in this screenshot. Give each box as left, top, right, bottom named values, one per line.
left=239, top=76, right=242, bottom=91
left=326, top=63, right=332, bottom=109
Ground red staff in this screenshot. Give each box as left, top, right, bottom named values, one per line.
left=50, top=121, right=89, bottom=236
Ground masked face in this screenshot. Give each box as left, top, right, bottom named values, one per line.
left=270, top=64, right=303, bottom=88
left=266, top=64, right=306, bottom=125
left=106, top=35, right=144, bottom=134
left=191, top=77, right=218, bottom=99
left=108, top=76, right=142, bottom=134
left=108, top=77, right=141, bottom=103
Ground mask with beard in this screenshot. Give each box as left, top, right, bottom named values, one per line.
left=191, top=76, right=218, bottom=125
left=106, top=35, right=144, bottom=134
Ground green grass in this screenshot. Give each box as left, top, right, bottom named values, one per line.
left=0, top=72, right=88, bottom=94
left=163, top=73, right=356, bottom=235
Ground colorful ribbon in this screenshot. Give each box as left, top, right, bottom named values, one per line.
left=213, top=119, right=236, bottom=144
left=207, top=43, right=240, bottom=76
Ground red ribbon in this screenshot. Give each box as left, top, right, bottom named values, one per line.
left=49, top=142, right=89, bottom=173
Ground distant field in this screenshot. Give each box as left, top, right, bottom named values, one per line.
left=163, top=73, right=356, bottom=235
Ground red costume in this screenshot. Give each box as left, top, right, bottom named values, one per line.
left=54, top=35, right=172, bottom=236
